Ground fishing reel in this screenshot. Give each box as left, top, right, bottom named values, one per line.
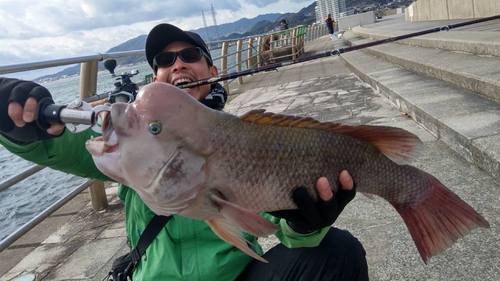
left=103, top=59, right=140, bottom=104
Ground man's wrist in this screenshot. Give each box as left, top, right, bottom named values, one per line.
left=285, top=220, right=318, bottom=235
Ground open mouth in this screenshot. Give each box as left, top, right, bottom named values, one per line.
left=87, top=110, right=119, bottom=156
left=172, top=78, right=193, bottom=87
left=101, top=110, right=119, bottom=153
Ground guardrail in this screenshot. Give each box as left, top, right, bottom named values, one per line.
left=0, top=23, right=328, bottom=252
left=0, top=178, right=96, bottom=252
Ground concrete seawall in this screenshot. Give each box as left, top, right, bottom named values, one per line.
left=406, top=0, right=500, bottom=21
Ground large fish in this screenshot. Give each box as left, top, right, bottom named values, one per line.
left=86, top=82, right=489, bottom=263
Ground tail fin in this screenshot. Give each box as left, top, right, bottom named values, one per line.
left=392, top=175, right=489, bottom=263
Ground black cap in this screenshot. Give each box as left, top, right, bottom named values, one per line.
left=145, top=23, right=212, bottom=70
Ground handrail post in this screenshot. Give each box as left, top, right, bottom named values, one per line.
left=302, top=27, right=306, bottom=54
left=79, top=60, right=109, bottom=212
left=292, top=28, right=298, bottom=60
left=236, top=39, right=244, bottom=84
left=257, top=35, right=264, bottom=67
left=247, top=37, right=254, bottom=69
left=298, top=28, right=304, bottom=55
left=79, top=61, right=98, bottom=98
left=220, top=41, right=229, bottom=93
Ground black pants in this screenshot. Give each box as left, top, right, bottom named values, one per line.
left=237, top=228, right=369, bottom=281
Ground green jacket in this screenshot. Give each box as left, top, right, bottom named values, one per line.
left=0, top=130, right=330, bottom=280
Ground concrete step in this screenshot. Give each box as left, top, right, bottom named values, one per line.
left=351, top=26, right=500, bottom=57
left=342, top=30, right=500, bottom=103
left=338, top=41, right=500, bottom=181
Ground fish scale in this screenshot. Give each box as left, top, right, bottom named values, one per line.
left=204, top=110, right=486, bottom=261
left=208, top=115, right=424, bottom=210
left=87, top=83, right=489, bottom=264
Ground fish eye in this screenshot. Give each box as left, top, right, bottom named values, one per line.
left=149, top=121, right=162, bottom=135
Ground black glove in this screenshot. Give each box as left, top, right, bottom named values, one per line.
left=269, top=185, right=356, bottom=234
left=0, top=77, right=60, bottom=144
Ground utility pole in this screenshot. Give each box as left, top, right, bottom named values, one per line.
left=201, top=9, right=210, bottom=42
left=211, top=4, right=220, bottom=41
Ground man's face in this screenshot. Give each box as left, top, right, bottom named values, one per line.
left=154, top=41, right=218, bottom=101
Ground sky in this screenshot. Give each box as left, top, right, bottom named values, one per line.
left=0, top=0, right=313, bottom=79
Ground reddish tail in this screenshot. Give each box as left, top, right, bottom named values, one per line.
left=392, top=175, right=489, bottom=263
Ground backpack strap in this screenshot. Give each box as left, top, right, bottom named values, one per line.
left=122, top=215, right=172, bottom=278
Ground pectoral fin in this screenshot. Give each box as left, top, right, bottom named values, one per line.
left=207, top=191, right=279, bottom=262
left=210, top=191, right=279, bottom=237
left=207, top=218, right=268, bottom=263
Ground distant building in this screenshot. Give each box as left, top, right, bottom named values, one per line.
left=315, top=0, right=346, bottom=23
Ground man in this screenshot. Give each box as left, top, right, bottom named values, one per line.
left=279, top=19, right=289, bottom=31
left=0, top=23, right=368, bottom=280
left=325, top=14, right=336, bottom=41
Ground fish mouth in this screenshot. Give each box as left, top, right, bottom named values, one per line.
left=101, top=110, right=119, bottom=153
left=86, top=110, right=119, bottom=156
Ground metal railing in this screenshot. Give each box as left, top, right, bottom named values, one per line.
left=0, top=23, right=329, bottom=252
left=0, top=179, right=96, bottom=252
left=0, top=165, right=45, bottom=192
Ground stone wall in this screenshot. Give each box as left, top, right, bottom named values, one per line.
left=338, top=11, right=376, bottom=31
left=405, top=0, right=500, bottom=21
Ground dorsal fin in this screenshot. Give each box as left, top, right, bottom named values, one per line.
left=239, top=109, right=423, bottom=164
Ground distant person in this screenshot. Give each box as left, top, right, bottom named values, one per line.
left=280, top=19, right=289, bottom=31
left=325, top=13, right=335, bottom=40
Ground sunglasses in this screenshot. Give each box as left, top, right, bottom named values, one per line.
left=153, top=47, right=212, bottom=70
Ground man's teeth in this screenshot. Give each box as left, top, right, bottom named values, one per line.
left=173, top=78, right=193, bottom=86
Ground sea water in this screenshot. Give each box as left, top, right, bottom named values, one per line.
left=0, top=46, right=247, bottom=241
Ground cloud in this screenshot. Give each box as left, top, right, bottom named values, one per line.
left=0, top=0, right=242, bottom=40
left=0, top=0, right=312, bottom=68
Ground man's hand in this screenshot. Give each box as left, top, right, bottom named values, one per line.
left=0, top=78, right=64, bottom=143
left=269, top=170, right=356, bottom=234
left=316, top=170, right=354, bottom=201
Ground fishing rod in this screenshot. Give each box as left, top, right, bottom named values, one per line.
left=36, top=14, right=500, bottom=133
left=177, top=14, right=500, bottom=90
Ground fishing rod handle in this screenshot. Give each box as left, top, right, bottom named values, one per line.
left=36, top=98, right=95, bottom=130
left=83, top=92, right=110, bottom=103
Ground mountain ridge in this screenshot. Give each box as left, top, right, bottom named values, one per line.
left=35, top=4, right=316, bottom=81
left=37, top=0, right=394, bottom=81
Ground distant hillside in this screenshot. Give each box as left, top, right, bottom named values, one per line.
left=35, top=13, right=286, bottom=81
left=36, top=35, right=148, bottom=81
left=191, top=13, right=282, bottom=41
left=35, top=3, right=321, bottom=81
left=219, top=2, right=317, bottom=40
left=36, top=0, right=405, bottom=81
left=346, top=0, right=392, bottom=7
